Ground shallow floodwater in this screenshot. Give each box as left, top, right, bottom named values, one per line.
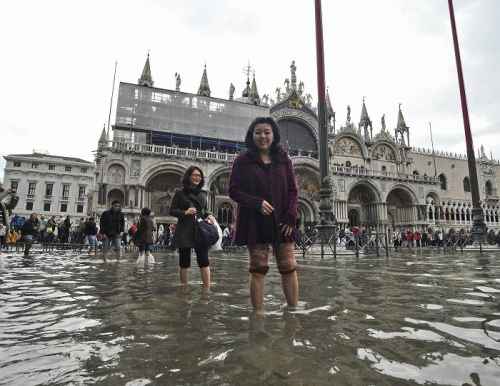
left=1, top=249, right=500, bottom=386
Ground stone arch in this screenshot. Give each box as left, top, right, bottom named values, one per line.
left=347, top=180, right=382, bottom=226
left=386, top=185, right=417, bottom=228
left=107, top=164, right=126, bottom=185
left=297, top=197, right=318, bottom=230
left=276, top=116, right=318, bottom=153
left=145, top=166, right=185, bottom=219
left=208, top=168, right=231, bottom=196
left=332, top=133, right=368, bottom=159
left=371, top=140, right=400, bottom=163
left=141, top=161, right=187, bottom=187
left=107, top=188, right=125, bottom=207
left=295, top=164, right=321, bottom=202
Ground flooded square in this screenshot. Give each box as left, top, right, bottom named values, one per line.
left=1, top=250, right=500, bottom=385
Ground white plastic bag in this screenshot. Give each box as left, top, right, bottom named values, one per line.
left=209, top=218, right=223, bottom=252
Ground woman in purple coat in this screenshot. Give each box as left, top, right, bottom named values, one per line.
left=229, top=117, right=299, bottom=312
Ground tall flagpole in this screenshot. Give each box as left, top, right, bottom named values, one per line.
left=314, top=0, right=335, bottom=258
left=107, top=61, right=118, bottom=137
left=448, top=0, right=485, bottom=243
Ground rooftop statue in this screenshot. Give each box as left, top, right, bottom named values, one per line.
left=284, top=79, right=290, bottom=95
left=175, top=72, right=181, bottom=91
left=0, top=184, right=18, bottom=232
left=347, top=105, right=351, bottom=124
left=275, top=87, right=282, bottom=102
left=298, top=81, right=304, bottom=96
left=381, top=114, right=386, bottom=131
left=229, top=83, right=235, bottom=100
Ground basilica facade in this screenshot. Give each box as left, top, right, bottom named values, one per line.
left=92, top=55, right=500, bottom=232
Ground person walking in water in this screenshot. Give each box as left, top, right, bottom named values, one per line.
left=135, top=207, right=156, bottom=266
left=170, top=166, right=215, bottom=288
left=229, top=116, right=299, bottom=313
left=99, top=200, right=125, bottom=260
left=21, top=213, right=39, bottom=258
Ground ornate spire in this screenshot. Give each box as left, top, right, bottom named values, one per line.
left=197, top=64, right=211, bottom=97
left=326, top=87, right=334, bottom=116
left=138, top=53, right=153, bottom=87
left=249, top=73, right=260, bottom=105
left=395, top=103, right=410, bottom=146
left=98, top=124, right=108, bottom=146
left=396, top=103, right=408, bottom=130
left=359, top=97, right=373, bottom=141
left=242, top=76, right=251, bottom=98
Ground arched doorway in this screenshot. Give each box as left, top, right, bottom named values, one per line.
left=107, top=189, right=124, bottom=206
left=146, top=171, right=183, bottom=220
left=348, top=208, right=360, bottom=227
left=386, top=187, right=416, bottom=229
left=297, top=199, right=316, bottom=231
left=347, top=182, right=380, bottom=227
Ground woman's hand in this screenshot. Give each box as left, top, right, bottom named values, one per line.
left=260, top=200, right=274, bottom=216
left=205, top=215, right=216, bottom=224
left=281, top=224, right=294, bottom=238
left=185, top=207, right=197, bottom=216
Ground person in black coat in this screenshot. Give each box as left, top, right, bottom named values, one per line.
left=21, top=213, right=39, bottom=257
left=135, top=207, right=156, bottom=266
left=170, top=166, right=215, bottom=288
left=99, top=200, right=125, bottom=259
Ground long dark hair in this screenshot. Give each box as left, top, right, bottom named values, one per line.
left=244, top=117, right=283, bottom=157
left=182, top=166, right=205, bottom=191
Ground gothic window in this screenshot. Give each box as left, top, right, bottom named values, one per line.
left=439, top=174, right=447, bottom=190
left=485, top=180, right=493, bottom=196
left=217, top=203, right=233, bottom=226
left=463, top=177, right=471, bottom=193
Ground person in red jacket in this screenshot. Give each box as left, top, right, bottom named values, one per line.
left=406, top=228, right=414, bottom=249
left=414, top=230, right=422, bottom=248
left=229, top=117, right=299, bottom=313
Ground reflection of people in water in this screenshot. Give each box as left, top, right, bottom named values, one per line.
left=227, top=311, right=303, bottom=380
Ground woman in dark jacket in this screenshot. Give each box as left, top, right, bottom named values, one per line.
left=170, top=166, right=215, bottom=288
left=229, top=116, right=299, bottom=312
left=135, top=207, right=156, bottom=266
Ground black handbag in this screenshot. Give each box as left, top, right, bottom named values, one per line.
left=186, top=193, right=218, bottom=248
left=195, top=217, right=219, bottom=248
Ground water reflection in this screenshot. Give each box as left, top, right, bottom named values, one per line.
left=0, top=249, right=500, bottom=385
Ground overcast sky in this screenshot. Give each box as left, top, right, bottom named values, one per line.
left=1, top=0, right=499, bottom=180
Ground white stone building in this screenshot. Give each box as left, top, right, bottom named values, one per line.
left=92, top=55, right=500, bottom=233
left=2, top=153, right=94, bottom=218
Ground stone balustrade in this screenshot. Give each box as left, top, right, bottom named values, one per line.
left=331, top=165, right=439, bottom=185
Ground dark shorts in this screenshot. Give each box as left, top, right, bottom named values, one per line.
left=179, top=247, right=209, bottom=268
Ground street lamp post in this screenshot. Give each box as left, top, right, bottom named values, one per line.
left=448, top=0, right=485, bottom=244
left=314, top=0, right=335, bottom=258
